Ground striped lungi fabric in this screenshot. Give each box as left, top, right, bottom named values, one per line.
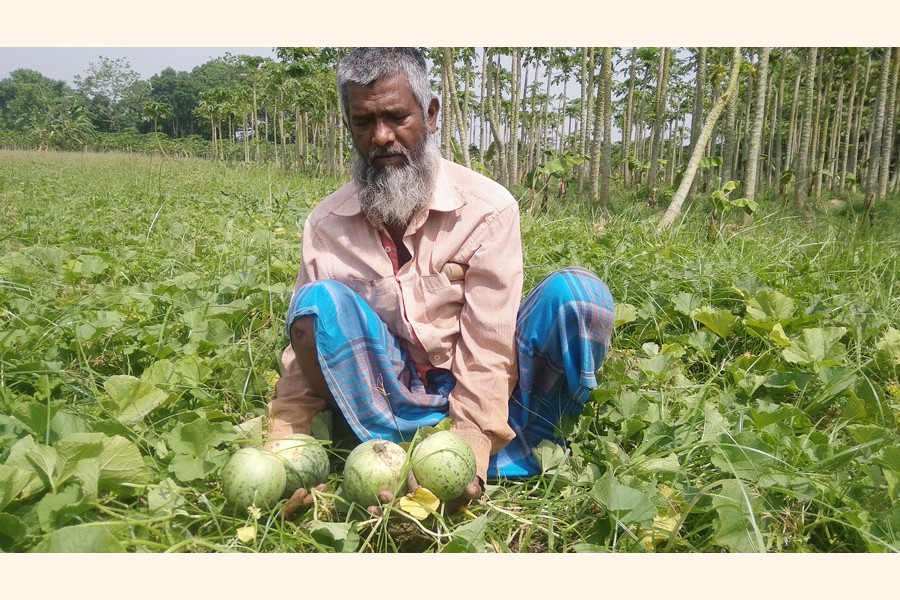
left=285, top=267, right=615, bottom=479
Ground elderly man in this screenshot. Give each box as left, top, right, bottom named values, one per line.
left=267, top=47, right=614, bottom=515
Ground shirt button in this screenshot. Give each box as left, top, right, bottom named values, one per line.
left=384, top=246, right=391, bottom=253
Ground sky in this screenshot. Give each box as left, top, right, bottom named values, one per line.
left=0, top=47, right=278, bottom=84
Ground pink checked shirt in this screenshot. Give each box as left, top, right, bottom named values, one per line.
left=268, top=158, right=524, bottom=481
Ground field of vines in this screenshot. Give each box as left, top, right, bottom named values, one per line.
left=1, top=150, right=899, bottom=554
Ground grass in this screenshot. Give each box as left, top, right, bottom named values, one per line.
left=1, top=149, right=898, bottom=553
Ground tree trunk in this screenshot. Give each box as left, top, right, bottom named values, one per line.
left=786, top=60, right=802, bottom=176
left=660, top=47, right=742, bottom=230
left=864, top=48, right=892, bottom=217
left=647, top=47, right=670, bottom=189
left=599, top=47, right=613, bottom=212
left=877, top=47, right=899, bottom=200
left=795, top=47, right=818, bottom=210
left=579, top=48, right=594, bottom=188
left=589, top=52, right=604, bottom=203
left=744, top=47, right=770, bottom=201
left=507, top=48, right=521, bottom=186
left=721, top=70, right=739, bottom=185
left=484, top=51, right=508, bottom=188
left=440, top=49, right=452, bottom=159
left=688, top=47, right=707, bottom=197
left=840, top=51, right=860, bottom=191
left=623, top=47, right=637, bottom=187
left=850, top=51, right=872, bottom=188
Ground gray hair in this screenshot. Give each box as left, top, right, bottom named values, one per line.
left=337, top=47, right=434, bottom=126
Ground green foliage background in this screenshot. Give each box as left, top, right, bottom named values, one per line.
left=1, top=150, right=899, bottom=552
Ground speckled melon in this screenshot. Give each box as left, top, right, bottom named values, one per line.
left=410, top=431, right=476, bottom=502
left=267, top=434, right=330, bottom=495
left=221, top=447, right=286, bottom=513
left=342, top=439, right=407, bottom=507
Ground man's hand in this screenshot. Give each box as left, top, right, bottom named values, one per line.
left=406, top=470, right=483, bottom=513
left=283, top=483, right=327, bottom=519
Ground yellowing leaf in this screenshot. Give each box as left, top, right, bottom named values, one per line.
left=769, top=323, right=791, bottom=347
left=236, top=524, right=256, bottom=543
left=397, top=486, right=440, bottom=521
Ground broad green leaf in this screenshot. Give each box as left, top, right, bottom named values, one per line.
left=710, top=433, right=777, bottom=482
left=169, top=454, right=219, bottom=482
left=701, top=403, right=730, bottom=442
left=308, top=521, right=360, bottom=553
left=745, top=289, right=796, bottom=332
left=633, top=453, right=680, bottom=474
left=614, top=303, right=638, bottom=327
left=874, top=327, right=900, bottom=367
left=532, top=440, right=569, bottom=473
left=442, top=514, right=490, bottom=553
left=711, top=479, right=764, bottom=553
left=782, top=327, right=848, bottom=366
left=0, top=513, right=26, bottom=548
left=35, top=484, right=91, bottom=532
left=35, top=523, right=125, bottom=553
left=167, top=419, right=237, bottom=457
left=147, top=478, right=186, bottom=513
left=0, top=464, right=35, bottom=511
left=691, top=306, right=739, bottom=339
left=56, top=433, right=151, bottom=491
left=26, top=444, right=61, bottom=491
left=671, top=292, right=702, bottom=317
left=104, top=375, right=171, bottom=425
left=3, top=436, right=46, bottom=499
left=592, top=473, right=657, bottom=525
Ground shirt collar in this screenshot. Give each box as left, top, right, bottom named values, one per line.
left=331, top=158, right=464, bottom=217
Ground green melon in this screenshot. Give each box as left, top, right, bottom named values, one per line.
left=342, top=439, right=407, bottom=507
left=410, top=431, right=476, bottom=502
left=267, top=434, right=330, bottom=495
left=221, top=447, right=286, bottom=513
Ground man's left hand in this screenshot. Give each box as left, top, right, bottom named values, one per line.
left=406, top=470, right=483, bottom=513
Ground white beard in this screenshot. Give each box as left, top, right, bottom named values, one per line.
left=353, top=134, right=441, bottom=229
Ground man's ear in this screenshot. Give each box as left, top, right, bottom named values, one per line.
left=427, top=96, right=440, bottom=134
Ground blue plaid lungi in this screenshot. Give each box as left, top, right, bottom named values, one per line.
left=285, top=267, right=614, bottom=479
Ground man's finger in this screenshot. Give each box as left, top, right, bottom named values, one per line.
left=407, top=470, right=419, bottom=493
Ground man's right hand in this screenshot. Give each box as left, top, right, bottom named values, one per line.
left=283, top=483, right=327, bottom=519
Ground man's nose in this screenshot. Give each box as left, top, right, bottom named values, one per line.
left=373, top=119, right=395, bottom=146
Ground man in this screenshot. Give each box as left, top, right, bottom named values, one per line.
left=267, top=48, right=614, bottom=516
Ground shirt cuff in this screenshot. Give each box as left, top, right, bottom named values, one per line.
left=450, top=424, right=492, bottom=483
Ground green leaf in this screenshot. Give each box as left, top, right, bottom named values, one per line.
left=167, top=419, right=237, bottom=457
left=592, top=473, right=657, bottom=525
left=104, top=375, right=171, bottom=425
left=701, top=403, right=730, bottom=442
left=147, top=477, right=186, bottom=513
left=711, top=479, right=764, bottom=552
left=442, top=515, right=490, bottom=553
left=532, top=440, right=570, bottom=474
left=57, top=433, right=151, bottom=491
left=35, top=523, right=125, bottom=552
left=0, top=464, right=36, bottom=511
left=614, top=303, right=638, bottom=327
left=35, top=484, right=91, bottom=532
left=691, top=306, right=739, bottom=339
left=308, top=521, right=360, bottom=553
left=874, top=327, right=900, bottom=367
left=711, top=433, right=777, bottom=482
left=782, top=327, right=848, bottom=366
left=744, top=289, right=796, bottom=330
left=671, top=292, right=702, bottom=317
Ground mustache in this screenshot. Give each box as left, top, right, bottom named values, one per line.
left=368, top=145, right=410, bottom=163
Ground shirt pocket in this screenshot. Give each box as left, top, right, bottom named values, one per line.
left=344, top=276, right=399, bottom=320
left=421, top=271, right=465, bottom=329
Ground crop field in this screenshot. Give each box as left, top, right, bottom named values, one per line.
left=1, top=150, right=899, bottom=553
